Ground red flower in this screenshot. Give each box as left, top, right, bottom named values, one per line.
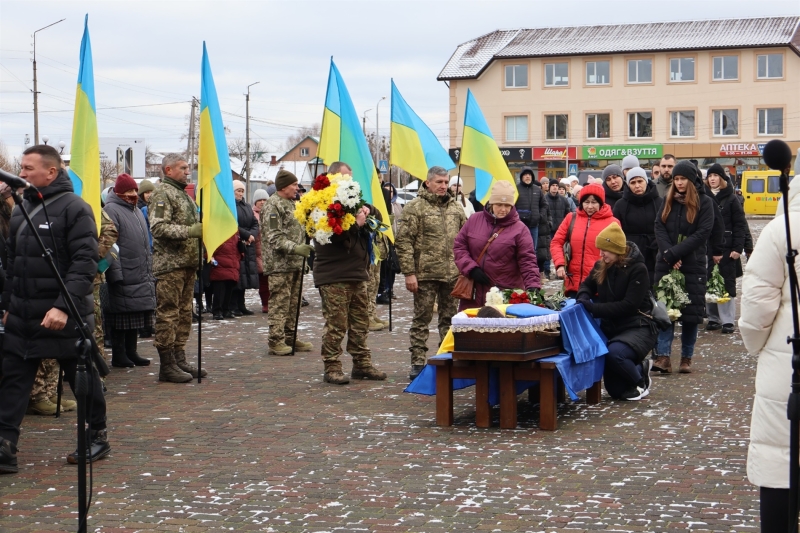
left=313, top=174, right=331, bottom=191
left=509, top=291, right=531, bottom=305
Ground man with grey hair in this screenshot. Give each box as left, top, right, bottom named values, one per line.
left=395, top=166, right=466, bottom=379
left=327, top=161, right=352, bottom=176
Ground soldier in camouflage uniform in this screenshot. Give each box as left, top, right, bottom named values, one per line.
left=149, top=153, right=203, bottom=383
left=259, top=170, right=312, bottom=356
left=366, top=234, right=389, bottom=331
left=395, top=166, right=466, bottom=380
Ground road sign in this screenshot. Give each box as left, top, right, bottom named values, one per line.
left=568, top=164, right=578, bottom=176
left=378, top=160, right=389, bottom=174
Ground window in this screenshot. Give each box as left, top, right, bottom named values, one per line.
left=586, top=61, right=610, bottom=85
left=713, top=109, right=739, bottom=136
left=670, top=110, right=695, bottom=137
left=746, top=179, right=764, bottom=193
left=545, top=115, right=568, bottom=140
left=757, top=54, right=783, bottom=79
left=300, top=147, right=309, bottom=157
left=545, top=62, right=569, bottom=86
left=713, top=56, right=738, bottom=80
left=768, top=176, right=782, bottom=193
left=505, top=115, right=528, bottom=142
left=670, top=57, right=695, bottom=82
left=505, top=64, right=528, bottom=88
left=627, top=59, right=652, bottom=83
left=586, top=113, right=610, bottom=139
left=628, top=112, right=652, bottom=138
left=758, top=108, right=784, bottom=135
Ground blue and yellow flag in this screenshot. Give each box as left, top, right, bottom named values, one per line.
left=317, top=59, right=393, bottom=241
left=197, top=42, right=238, bottom=259
left=460, top=89, right=517, bottom=205
left=67, top=15, right=101, bottom=228
left=389, top=80, right=454, bottom=180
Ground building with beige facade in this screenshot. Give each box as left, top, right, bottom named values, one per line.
left=439, top=16, right=800, bottom=185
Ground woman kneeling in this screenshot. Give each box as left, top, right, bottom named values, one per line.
left=576, top=222, right=658, bottom=401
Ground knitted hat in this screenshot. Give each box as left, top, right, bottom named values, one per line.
left=233, top=180, right=245, bottom=191
left=595, top=222, right=627, bottom=255
left=275, top=169, right=298, bottom=191
left=252, top=188, right=268, bottom=203
left=625, top=167, right=648, bottom=185
left=706, top=163, right=727, bottom=180
left=602, top=164, right=623, bottom=181
left=449, top=175, right=462, bottom=187
left=672, top=160, right=703, bottom=192
left=621, top=155, right=640, bottom=170
left=488, top=180, right=516, bottom=205
left=137, top=179, right=155, bottom=195
left=114, top=173, right=138, bottom=194
left=578, top=183, right=605, bottom=207
left=266, top=183, right=277, bottom=196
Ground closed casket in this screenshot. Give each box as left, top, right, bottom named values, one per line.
left=451, top=311, right=562, bottom=361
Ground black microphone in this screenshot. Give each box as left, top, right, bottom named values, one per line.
left=763, top=139, right=793, bottom=172
left=0, top=168, right=32, bottom=190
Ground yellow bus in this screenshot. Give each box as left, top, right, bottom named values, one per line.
left=742, top=170, right=795, bottom=216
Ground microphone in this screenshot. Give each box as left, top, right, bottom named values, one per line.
left=0, top=168, right=32, bottom=190
left=763, top=139, right=793, bottom=172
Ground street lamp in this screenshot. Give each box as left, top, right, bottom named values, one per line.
left=375, top=96, right=386, bottom=164
left=42, top=135, right=49, bottom=145
left=362, top=109, right=372, bottom=136
left=245, top=81, right=260, bottom=200
left=32, top=18, right=66, bottom=145
left=58, top=140, right=66, bottom=154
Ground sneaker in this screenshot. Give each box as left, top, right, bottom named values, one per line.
left=705, top=321, right=722, bottom=331
left=0, top=438, right=19, bottom=474
left=640, top=359, right=652, bottom=391
left=26, top=398, right=58, bottom=416
left=409, top=364, right=425, bottom=380
left=67, top=429, right=111, bottom=465
left=721, top=323, right=735, bottom=334
left=620, top=385, right=650, bottom=401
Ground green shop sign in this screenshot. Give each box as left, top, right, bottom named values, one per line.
left=582, top=144, right=663, bottom=160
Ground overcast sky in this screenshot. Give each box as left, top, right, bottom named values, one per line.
left=1, top=0, right=797, bottom=158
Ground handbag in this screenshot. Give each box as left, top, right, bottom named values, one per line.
left=451, top=228, right=505, bottom=300
left=562, top=212, right=577, bottom=269
left=639, top=293, right=671, bottom=331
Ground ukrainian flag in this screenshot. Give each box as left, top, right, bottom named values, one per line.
left=197, top=42, right=238, bottom=259
left=389, top=80, right=454, bottom=180
left=460, top=89, right=517, bottom=205
left=317, top=59, right=393, bottom=241
left=67, top=15, right=101, bottom=228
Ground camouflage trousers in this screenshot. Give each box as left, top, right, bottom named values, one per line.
left=267, top=270, right=302, bottom=347
left=93, top=283, right=105, bottom=355
left=30, top=358, right=58, bottom=402
left=366, top=262, right=382, bottom=321
left=409, top=279, right=458, bottom=366
left=155, top=267, right=195, bottom=352
left=318, top=281, right=372, bottom=367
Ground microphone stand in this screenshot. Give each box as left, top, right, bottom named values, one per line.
left=11, top=190, right=98, bottom=533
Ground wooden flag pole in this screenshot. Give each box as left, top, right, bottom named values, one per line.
left=197, top=188, right=203, bottom=384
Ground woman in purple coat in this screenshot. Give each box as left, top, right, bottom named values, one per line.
left=454, top=180, right=541, bottom=311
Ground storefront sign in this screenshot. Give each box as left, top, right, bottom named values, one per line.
left=449, top=148, right=461, bottom=163
left=532, top=147, right=578, bottom=160
left=719, top=143, right=759, bottom=156
left=449, top=147, right=531, bottom=163
left=582, top=144, right=662, bottom=160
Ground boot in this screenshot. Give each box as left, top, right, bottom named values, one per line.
left=652, top=355, right=672, bottom=374
left=157, top=348, right=193, bottom=383
left=351, top=364, right=387, bottom=380
left=679, top=357, right=692, bottom=374
left=110, top=329, right=134, bottom=368
left=50, top=396, right=77, bottom=412
left=26, top=398, right=58, bottom=416
left=368, top=319, right=385, bottom=332
left=293, top=340, right=313, bottom=352
left=269, top=343, right=293, bottom=356
left=323, top=361, right=350, bottom=385
left=67, top=428, right=111, bottom=465
left=125, top=330, right=151, bottom=366
left=0, top=438, right=19, bottom=474
left=174, top=349, right=207, bottom=378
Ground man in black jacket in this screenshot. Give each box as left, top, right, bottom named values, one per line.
left=0, top=145, right=109, bottom=474
left=514, top=167, right=546, bottom=248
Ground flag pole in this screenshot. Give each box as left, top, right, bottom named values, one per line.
left=197, top=188, right=203, bottom=384
left=388, top=166, right=393, bottom=332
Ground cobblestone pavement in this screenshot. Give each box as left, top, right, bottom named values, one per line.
left=1, top=220, right=772, bottom=532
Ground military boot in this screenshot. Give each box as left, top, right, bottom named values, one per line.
left=174, top=349, right=207, bottom=378
left=157, top=348, right=193, bottom=383
left=293, top=339, right=313, bottom=352
left=351, top=364, right=387, bottom=380
left=323, top=361, right=349, bottom=385
left=269, top=343, right=293, bottom=356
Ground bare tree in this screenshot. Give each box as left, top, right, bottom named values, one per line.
left=145, top=144, right=160, bottom=164
left=0, top=141, right=17, bottom=173
left=282, top=123, right=321, bottom=152
left=228, top=138, right=269, bottom=164
left=100, top=159, right=118, bottom=188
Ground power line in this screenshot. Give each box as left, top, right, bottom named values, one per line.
left=0, top=100, right=190, bottom=115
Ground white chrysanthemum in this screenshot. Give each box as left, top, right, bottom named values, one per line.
left=314, top=230, right=332, bottom=245
left=310, top=207, right=326, bottom=223
left=485, top=287, right=504, bottom=307
left=334, top=178, right=362, bottom=208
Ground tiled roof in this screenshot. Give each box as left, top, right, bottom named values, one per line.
left=438, top=16, right=800, bottom=80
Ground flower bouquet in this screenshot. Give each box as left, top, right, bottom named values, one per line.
left=485, top=287, right=547, bottom=307
left=705, top=264, right=731, bottom=304
left=655, top=268, right=691, bottom=321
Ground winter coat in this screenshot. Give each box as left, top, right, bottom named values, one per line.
left=602, top=181, right=625, bottom=210
left=454, top=192, right=475, bottom=218
left=252, top=204, right=264, bottom=274
left=235, top=198, right=259, bottom=290
left=453, top=206, right=541, bottom=309
left=613, top=181, right=661, bottom=286
left=544, top=192, right=571, bottom=235
left=655, top=176, right=673, bottom=198
left=739, top=175, right=800, bottom=489
left=536, top=201, right=552, bottom=272
left=654, top=191, right=715, bottom=325
left=576, top=243, right=657, bottom=359
left=209, top=233, right=241, bottom=282
left=102, top=192, right=156, bottom=314
left=312, top=204, right=379, bottom=287
left=149, top=177, right=200, bottom=275
left=515, top=172, right=546, bottom=228
left=550, top=204, right=619, bottom=294
left=395, top=187, right=466, bottom=283
left=705, top=179, right=747, bottom=297
left=2, top=170, right=97, bottom=360
left=137, top=197, right=153, bottom=250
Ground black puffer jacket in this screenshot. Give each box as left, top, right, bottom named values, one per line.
left=576, top=243, right=657, bottom=359
left=236, top=198, right=259, bottom=290
left=3, top=170, right=97, bottom=360
left=544, top=191, right=571, bottom=234
left=705, top=176, right=747, bottom=297
left=103, top=191, right=156, bottom=314
left=515, top=168, right=545, bottom=228
left=613, top=180, right=661, bottom=285
left=536, top=200, right=551, bottom=271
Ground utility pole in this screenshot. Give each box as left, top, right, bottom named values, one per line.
left=245, top=82, right=260, bottom=200
left=362, top=109, right=371, bottom=136
left=375, top=96, right=386, bottom=164
left=188, top=97, right=198, bottom=182
left=32, top=18, right=65, bottom=145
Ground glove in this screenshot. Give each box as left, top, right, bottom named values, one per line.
left=662, top=249, right=678, bottom=266
left=577, top=298, right=594, bottom=314
left=469, top=267, right=491, bottom=286
left=292, top=244, right=313, bottom=258
left=188, top=223, right=203, bottom=239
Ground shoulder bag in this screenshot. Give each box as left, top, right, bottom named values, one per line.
left=451, top=228, right=505, bottom=300
left=638, top=292, right=671, bottom=331
left=562, top=212, right=577, bottom=269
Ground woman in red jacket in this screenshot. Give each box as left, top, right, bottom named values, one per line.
left=209, top=233, right=242, bottom=320
left=550, top=183, right=619, bottom=296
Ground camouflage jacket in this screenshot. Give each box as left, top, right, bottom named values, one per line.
left=149, top=178, right=199, bottom=275
left=395, top=187, right=466, bottom=282
left=94, top=208, right=119, bottom=286
left=259, top=194, right=304, bottom=274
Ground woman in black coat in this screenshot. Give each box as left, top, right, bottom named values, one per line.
left=577, top=222, right=657, bottom=400
left=230, top=180, right=259, bottom=316
left=652, top=161, right=715, bottom=374
left=613, top=167, right=660, bottom=286
left=704, top=164, right=747, bottom=334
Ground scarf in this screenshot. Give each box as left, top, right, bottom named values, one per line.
left=673, top=191, right=687, bottom=205
left=121, top=193, right=138, bottom=207
left=710, top=187, right=720, bottom=196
